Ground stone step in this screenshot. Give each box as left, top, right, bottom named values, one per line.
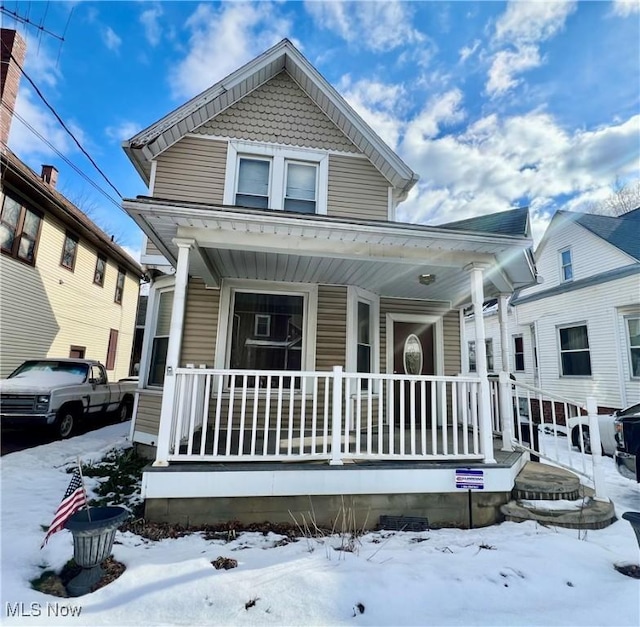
left=513, top=461, right=581, bottom=501
left=501, top=492, right=616, bottom=530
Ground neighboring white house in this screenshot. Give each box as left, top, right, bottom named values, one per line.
left=464, top=208, right=640, bottom=413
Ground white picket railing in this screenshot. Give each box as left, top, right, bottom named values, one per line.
left=162, top=366, right=485, bottom=464
left=494, top=372, right=607, bottom=500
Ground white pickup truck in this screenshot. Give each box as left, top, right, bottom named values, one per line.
left=0, top=359, right=137, bottom=439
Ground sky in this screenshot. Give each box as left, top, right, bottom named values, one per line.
left=3, top=0, right=640, bottom=259
left=1, top=421, right=639, bottom=625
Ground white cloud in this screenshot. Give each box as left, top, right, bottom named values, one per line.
left=22, top=35, right=62, bottom=89
left=611, top=0, right=640, bottom=17
left=486, top=1, right=576, bottom=97
left=170, top=2, right=291, bottom=99
left=337, top=76, right=406, bottom=150
left=102, top=26, right=122, bottom=53
left=105, top=121, right=142, bottom=143
left=140, top=4, right=163, bottom=46
left=403, top=89, right=466, bottom=147
left=305, top=0, right=424, bottom=52
left=459, top=40, right=481, bottom=64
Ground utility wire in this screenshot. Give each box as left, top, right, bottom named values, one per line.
left=8, top=51, right=123, bottom=200
left=6, top=103, right=125, bottom=212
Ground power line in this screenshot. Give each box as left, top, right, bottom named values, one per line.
left=8, top=50, right=124, bottom=200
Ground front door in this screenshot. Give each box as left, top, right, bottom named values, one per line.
left=393, top=321, right=435, bottom=424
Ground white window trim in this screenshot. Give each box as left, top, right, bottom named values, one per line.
left=513, top=334, right=525, bottom=372
left=140, top=275, right=176, bottom=388
left=346, top=287, right=380, bottom=390
left=559, top=247, right=573, bottom=283
left=557, top=322, right=592, bottom=378
left=215, top=278, right=318, bottom=373
left=254, top=314, right=272, bottom=338
left=235, top=155, right=272, bottom=208
left=625, top=315, right=640, bottom=379
left=284, top=160, right=318, bottom=213
left=223, top=139, right=328, bottom=214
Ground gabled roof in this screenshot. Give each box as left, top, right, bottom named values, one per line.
left=436, top=207, right=531, bottom=238
left=558, top=209, right=640, bottom=261
left=1, top=149, right=142, bottom=277
left=123, top=39, right=418, bottom=195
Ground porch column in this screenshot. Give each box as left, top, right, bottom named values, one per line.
left=498, top=293, right=514, bottom=451
left=467, top=263, right=496, bottom=464
left=153, top=239, right=194, bottom=467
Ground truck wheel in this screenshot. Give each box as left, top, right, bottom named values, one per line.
left=117, top=399, right=132, bottom=422
left=55, top=408, right=76, bottom=439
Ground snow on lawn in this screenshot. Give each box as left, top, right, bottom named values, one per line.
left=1, top=423, right=639, bottom=626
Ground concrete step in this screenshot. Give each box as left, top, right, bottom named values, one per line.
left=513, top=461, right=581, bottom=501
left=502, top=461, right=616, bottom=530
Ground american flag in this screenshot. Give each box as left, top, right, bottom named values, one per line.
left=41, top=468, right=87, bottom=548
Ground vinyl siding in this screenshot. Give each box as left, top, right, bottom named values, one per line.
left=153, top=137, right=227, bottom=205
left=0, top=211, right=138, bottom=380
left=327, top=155, right=389, bottom=221
left=379, top=298, right=461, bottom=375
left=144, top=238, right=162, bottom=256
left=194, top=71, right=358, bottom=154
left=134, top=390, right=163, bottom=437
left=315, top=285, right=347, bottom=370
left=180, top=278, right=220, bottom=367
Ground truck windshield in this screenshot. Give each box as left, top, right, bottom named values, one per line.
left=9, top=361, right=89, bottom=381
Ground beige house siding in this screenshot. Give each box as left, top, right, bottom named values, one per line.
left=379, top=298, right=461, bottom=376
left=327, top=155, right=389, bottom=221
left=134, top=390, right=163, bottom=438
left=316, top=285, right=347, bottom=370
left=0, top=210, right=138, bottom=380
left=194, top=71, right=358, bottom=154
left=180, top=278, right=220, bottom=367
left=153, top=137, right=227, bottom=205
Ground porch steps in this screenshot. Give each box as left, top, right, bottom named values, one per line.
left=501, top=462, right=616, bottom=530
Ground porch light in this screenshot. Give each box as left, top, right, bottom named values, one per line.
left=418, top=273, right=436, bottom=286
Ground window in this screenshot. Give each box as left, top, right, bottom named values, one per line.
left=224, top=141, right=328, bottom=214
left=229, top=292, right=303, bottom=382
left=254, top=314, right=271, bottom=337
left=357, top=301, right=371, bottom=373
left=69, top=346, right=86, bottom=359
left=60, top=231, right=79, bottom=270
left=0, top=193, right=42, bottom=265
left=236, top=157, right=270, bottom=208
left=513, top=336, right=525, bottom=371
left=284, top=162, right=317, bottom=213
left=560, top=248, right=573, bottom=282
left=148, top=290, right=174, bottom=386
left=468, top=339, right=494, bottom=372
left=94, top=254, right=107, bottom=286
left=627, top=317, right=640, bottom=378
left=114, top=268, right=125, bottom=304
left=559, top=325, right=591, bottom=376
left=106, top=329, right=118, bottom=370
left=90, top=364, right=107, bottom=385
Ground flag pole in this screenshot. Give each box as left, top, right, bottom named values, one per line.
left=76, top=456, right=91, bottom=522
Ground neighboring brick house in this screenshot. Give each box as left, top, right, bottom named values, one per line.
left=1, top=29, right=142, bottom=380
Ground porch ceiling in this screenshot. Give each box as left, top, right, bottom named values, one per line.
left=125, top=197, right=535, bottom=304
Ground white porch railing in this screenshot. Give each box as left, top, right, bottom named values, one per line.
left=494, top=372, right=607, bottom=500
left=161, top=366, right=485, bottom=464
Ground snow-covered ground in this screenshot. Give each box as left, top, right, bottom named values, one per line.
left=1, top=423, right=639, bottom=626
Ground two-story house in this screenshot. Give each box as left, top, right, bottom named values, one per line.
left=1, top=29, right=142, bottom=382
left=120, top=39, right=596, bottom=530
left=464, top=209, right=640, bottom=416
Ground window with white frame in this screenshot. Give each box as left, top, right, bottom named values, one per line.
left=229, top=292, right=303, bottom=381
left=626, top=316, right=640, bottom=378
left=513, top=335, right=525, bottom=371
left=558, top=324, right=591, bottom=376
left=224, top=141, right=328, bottom=214
left=236, top=157, right=270, bottom=209
left=468, top=339, right=494, bottom=372
left=148, top=290, right=174, bottom=386
left=560, top=248, right=573, bottom=282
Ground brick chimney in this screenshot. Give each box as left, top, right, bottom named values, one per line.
left=41, top=164, right=58, bottom=188
left=1, top=29, right=27, bottom=148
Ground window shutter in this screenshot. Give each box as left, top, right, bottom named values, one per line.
left=106, top=329, right=119, bottom=370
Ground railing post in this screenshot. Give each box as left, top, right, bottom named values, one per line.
left=330, top=366, right=344, bottom=466
left=499, top=371, right=514, bottom=451
left=586, top=397, right=607, bottom=501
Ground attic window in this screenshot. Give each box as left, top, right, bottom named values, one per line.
left=284, top=162, right=317, bottom=213
left=560, top=248, right=573, bottom=282
left=236, top=158, right=270, bottom=209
